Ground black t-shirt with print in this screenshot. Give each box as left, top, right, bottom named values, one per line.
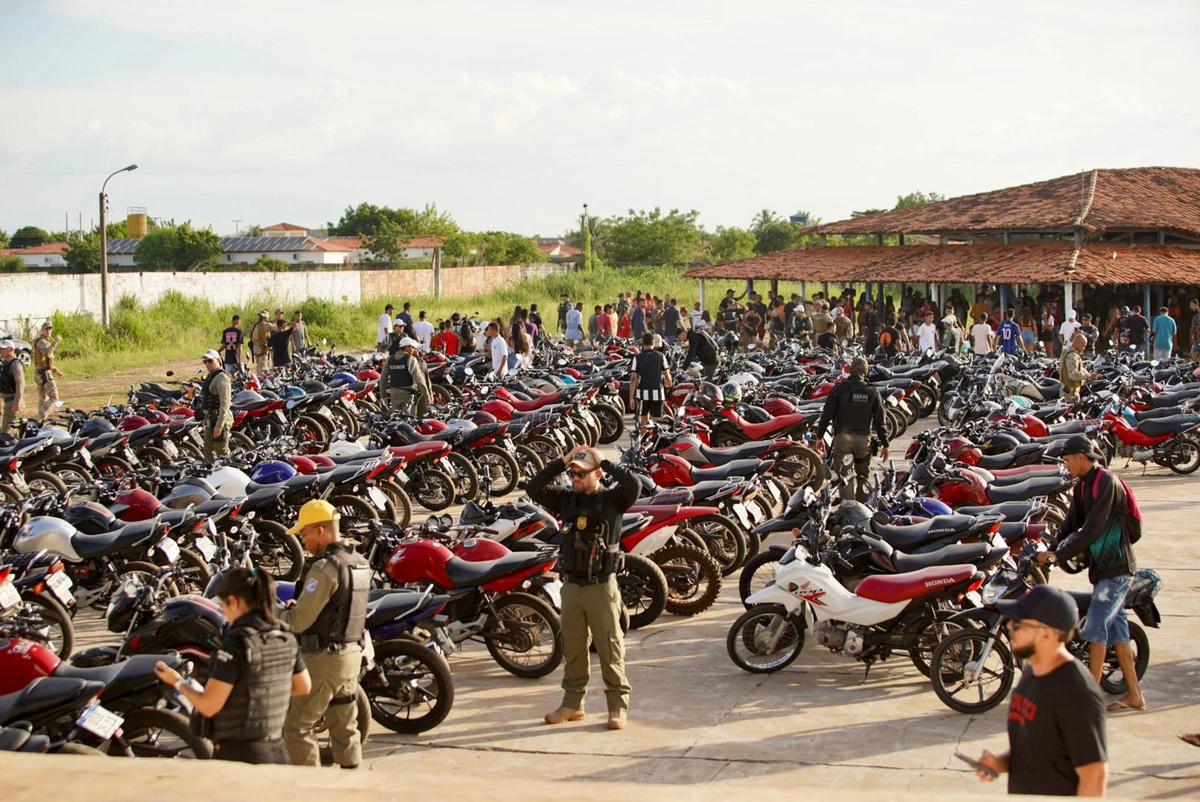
left=1007, top=659, right=1107, bottom=796
left=878, top=326, right=899, bottom=356
left=221, top=327, right=244, bottom=364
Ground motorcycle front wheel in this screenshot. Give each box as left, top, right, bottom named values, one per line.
left=655, top=543, right=722, bottom=617
left=1165, top=436, right=1200, bottom=475
left=366, top=638, right=455, bottom=734
left=617, top=554, right=668, bottom=629
left=484, top=592, right=564, bottom=678
left=930, top=628, right=1014, bottom=714
left=726, top=603, right=805, bottom=674
left=108, top=707, right=213, bottom=759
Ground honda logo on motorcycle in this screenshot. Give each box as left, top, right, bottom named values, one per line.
left=787, top=580, right=826, bottom=606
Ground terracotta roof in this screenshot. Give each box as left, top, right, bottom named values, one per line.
left=0, top=242, right=69, bottom=256
left=321, top=235, right=445, bottom=250
left=683, top=243, right=1200, bottom=286
left=538, top=242, right=582, bottom=256
left=262, top=222, right=308, bottom=231
left=810, top=167, right=1200, bottom=238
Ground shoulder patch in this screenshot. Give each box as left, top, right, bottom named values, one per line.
left=304, top=577, right=320, bottom=594
left=215, top=649, right=233, bottom=662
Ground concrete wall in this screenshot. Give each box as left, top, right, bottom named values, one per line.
left=0, top=263, right=572, bottom=334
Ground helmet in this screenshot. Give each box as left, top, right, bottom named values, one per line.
left=110, top=489, right=162, bottom=522
left=64, top=501, right=118, bottom=535
left=117, top=415, right=150, bottom=432
left=249, top=460, right=297, bottom=486
left=79, top=417, right=116, bottom=438
left=231, top=390, right=265, bottom=407
left=689, top=382, right=724, bottom=412
left=720, top=382, right=742, bottom=408
left=329, top=372, right=358, bottom=387
left=719, top=332, right=738, bottom=351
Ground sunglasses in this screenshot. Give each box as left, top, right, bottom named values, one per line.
left=1007, top=620, right=1048, bottom=633
left=567, top=469, right=592, bottom=479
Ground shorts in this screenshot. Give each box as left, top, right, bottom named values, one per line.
left=637, top=398, right=664, bottom=418
left=1079, top=574, right=1132, bottom=645
left=1020, top=331, right=1036, bottom=345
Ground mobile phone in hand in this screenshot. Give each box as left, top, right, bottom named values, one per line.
left=954, top=750, right=999, bottom=778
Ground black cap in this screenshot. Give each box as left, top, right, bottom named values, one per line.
left=1059, top=433, right=1103, bottom=461
left=997, top=584, right=1079, bottom=633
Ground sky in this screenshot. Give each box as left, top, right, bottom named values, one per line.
left=2, top=0, right=1198, bottom=240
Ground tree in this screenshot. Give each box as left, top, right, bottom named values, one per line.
left=893, top=191, right=946, bottom=209
left=134, top=222, right=222, bottom=271
left=708, top=226, right=757, bottom=262
left=850, top=208, right=887, bottom=219
left=363, top=220, right=412, bottom=267
left=600, top=208, right=703, bottom=265
left=751, top=209, right=780, bottom=230
left=64, top=233, right=103, bottom=273
left=9, top=226, right=51, bottom=249
left=243, top=224, right=264, bottom=237
left=477, top=232, right=543, bottom=265
left=251, top=256, right=289, bottom=272
left=0, top=229, right=8, bottom=249
left=0, top=255, right=26, bottom=273
left=105, top=220, right=128, bottom=239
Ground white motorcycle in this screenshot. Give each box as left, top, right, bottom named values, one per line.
left=727, top=535, right=983, bottom=678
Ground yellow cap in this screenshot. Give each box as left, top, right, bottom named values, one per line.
left=289, top=499, right=340, bottom=535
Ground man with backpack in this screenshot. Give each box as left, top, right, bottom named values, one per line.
left=1037, top=434, right=1145, bottom=713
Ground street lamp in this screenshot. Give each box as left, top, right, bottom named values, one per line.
left=99, top=164, right=138, bottom=327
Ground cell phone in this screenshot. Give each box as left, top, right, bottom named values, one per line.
left=954, top=750, right=999, bottom=778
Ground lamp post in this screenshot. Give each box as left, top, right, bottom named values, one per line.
left=99, top=164, right=138, bottom=327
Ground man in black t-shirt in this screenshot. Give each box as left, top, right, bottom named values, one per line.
left=1124, top=304, right=1149, bottom=355
left=862, top=301, right=882, bottom=353
left=878, top=315, right=900, bottom=358
left=679, top=328, right=719, bottom=378
left=629, top=333, right=670, bottom=432
left=973, top=585, right=1107, bottom=796
left=662, top=299, right=682, bottom=345
left=268, top=321, right=292, bottom=368
left=817, top=321, right=839, bottom=353
left=221, top=315, right=244, bottom=372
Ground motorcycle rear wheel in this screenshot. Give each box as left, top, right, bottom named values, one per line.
left=109, top=707, right=213, bottom=759
left=513, top=444, right=543, bottom=489
left=15, top=591, right=75, bottom=658
left=410, top=468, right=456, bottom=512
left=726, top=603, right=805, bottom=674
left=1165, top=436, right=1200, bottom=475
left=484, top=592, right=564, bottom=678
left=252, top=520, right=305, bottom=582
left=445, top=451, right=481, bottom=503
left=930, top=628, right=1014, bottom=714
left=376, top=481, right=413, bottom=527
left=655, top=544, right=722, bottom=616
left=679, top=513, right=746, bottom=576
left=592, top=402, right=625, bottom=444
left=475, top=445, right=520, bottom=497
left=618, top=554, right=669, bottom=629
left=367, top=638, right=455, bottom=734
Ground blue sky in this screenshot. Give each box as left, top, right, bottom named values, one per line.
left=3, top=0, right=1198, bottom=239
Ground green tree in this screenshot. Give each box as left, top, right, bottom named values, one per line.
left=477, top=232, right=543, bottom=265
left=751, top=209, right=779, bottom=230
left=363, top=220, right=411, bottom=267
left=243, top=224, right=264, bottom=237
left=251, top=256, right=289, bottom=272
left=600, top=207, right=703, bottom=265
left=9, top=226, right=51, bottom=249
left=0, top=255, right=26, bottom=273
left=708, top=226, right=757, bottom=262
left=105, top=220, right=128, bottom=239
left=0, top=228, right=8, bottom=249
left=850, top=208, right=887, bottom=219
left=134, top=222, right=222, bottom=271
left=893, top=190, right=946, bottom=209
left=64, top=233, right=103, bottom=273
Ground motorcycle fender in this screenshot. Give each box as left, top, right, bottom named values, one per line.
left=745, top=583, right=804, bottom=611
left=752, top=512, right=806, bottom=537
left=946, top=607, right=1001, bottom=627
left=1132, top=601, right=1161, bottom=628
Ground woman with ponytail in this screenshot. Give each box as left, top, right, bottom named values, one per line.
left=155, top=567, right=311, bottom=764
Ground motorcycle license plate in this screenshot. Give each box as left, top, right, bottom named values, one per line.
left=275, top=410, right=287, bottom=424
left=367, top=487, right=387, bottom=509
left=343, top=400, right=358, bottom=414
left=77, top=703, right=123, bottom=740
left=394, top=469, right=409, bottom=484
left=162, top=441, right=179, bottom=459
left=158, top=538, right=181, bottom=564
left=0, top=580, right=20, bottom=612
left=193, top=536, right=217, bottom=562
left=46, top=571, right=75, bottom=605
left=543, top=579, right=563, bottom=610
left=732, top=503, right=751, bottom=529
left=126, top=451, right=140, bottom=467
left=79, top=448, right=94, bottom=468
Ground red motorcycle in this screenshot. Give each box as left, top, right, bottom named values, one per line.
left=1101, top=406, right=1200, bottom=474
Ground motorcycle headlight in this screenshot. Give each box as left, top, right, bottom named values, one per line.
left=980, top=574, right=1011, bottom=606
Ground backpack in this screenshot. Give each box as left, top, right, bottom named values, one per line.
left=1093, top=467, right=1143, bottom=544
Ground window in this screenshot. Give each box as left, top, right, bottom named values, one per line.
left=293, top=254, right=298, bottom=260
left=227, top=255, right=232, bottom=262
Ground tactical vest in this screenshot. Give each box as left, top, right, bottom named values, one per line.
left=33, top=340, right=53, bottom=371
left=200, top=370, right=223, bottom=415
left=208, top=624, right=297, bottom=743
left=387, top=352, right=414, bottom=391
left=298, top=542, right=369, bottom=652
left=558, top=490, right=623, bottom=582
left=0, top=359, right=17, bottom=396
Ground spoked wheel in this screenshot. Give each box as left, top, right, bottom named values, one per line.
left=330, top=494, right=379, bottom=526
left=94, top=456, right=134, bottom=480
left=410, top=469, right=456, bottom=512
left=1165, top=436, right=1200, bottom=475
left=376, top=481, right=413, bottom=527
left=773, top=446, right=824, bottom=491
left=483, top=592, right=564, bottom=678
left=251, top=520, right=305, bottom=582
left=908, top=608, right=965, bottom=678
left=1078, top=620, right=1150, bottom=695
left=445, top=452, right=481, bottom=503
left=679, top=513, right=746, bottom=576
left=738, top=550, right=783, bottom=608
left=227, top=431, right=255, bottom=455
left=726, top=603, right=805, bottom=674
left=474, top=445, right=520, bottom=497
left=513, top=444, right=543, bottom=489
left=13, top=592, right=75, bottom=658
left=109, top=707, right=213, bottom=759
left=654, top=544, right=722, bottom=616
left=592, top=402, right=625, bottom=445
left=153, top=548, right=212, bottom=595
left=930, top=628, right=1015, bottom=714
left=365, top=638, right=455, bottom=734
left=25, top=470, right=69, bottom=497
left=293, top=416, right=327, bottom=455
left=522, top=435, right=562, bottom=466
left=616, top=554, right=668, bottom=629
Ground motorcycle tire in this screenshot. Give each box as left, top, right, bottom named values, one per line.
left=116, top=560, right=182, bottom=602
left=523, top=435, right=562, bottom=465
left=376, top=481, right=413, bottom=527
left=174, top=441, right=205, bottom=460
left=908, top=608, right=965, bottom=678
left=592, top=402, right=625, bottom=444
left=109, top=707, right=213, bottom=759
left=617, top=554, right=668, bottom=629
left=366, top=637, right=455, bottom=734
left=444, top=451, right=481, bottom=503
left=484, top=592, right=564, bottom=679
left=294, top=415, right=328, bottom=451
left=55, top=743, right=105, bottom=755
left=153, top=547, right=212, bottom=595
left=330, top=494, right=380, bottom=524
left=16, top=591, right=75, bottom=658
left=228, top=431, right=255, bottom=455
left=773, top=445, right=824, bottom=492
left=654, top=543, right=722, bottom=617
left=726, top=603, right=805, bottom=674
left=915, top=385, right=939, bottom=418
left=25, top=470, right=69, bottom=497
left=475, top=445, right=520, bottom=497
left=135, top=446, right=174, bottom=471
left=410, top=468, right=456, bottom=512
left=330, top=405, right=359, bottom=439
left=251, top=520, right=305, bottom=582
left=930, top=628, right=1015, bottom=714
left=937, top=392, right=960, bottom=427
left=1165, top=436, right=1200, bottom=475
left=763, top=476, right=789, bottom=516
left=1092, top=620, right=1150, bottom=695
left=513, top=444, right=543, bottom=489
left=738, top=550, right=782, bottom=609
left=94, top=455, right=134, bottom=479
left=679, top=513, right=746, bottom=576
left=55, top=462, right=93, bottom=488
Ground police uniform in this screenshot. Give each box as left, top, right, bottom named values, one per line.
left=380, top=346, right=431, bottom=416
left=815, top=372, right=888, bottom=502
left=684, top=329, right=720, bottom=378
left=33, top=334, right=59, bottom=420
left=1060, top=347, right=1088, bottom=402
left=249, top=316, right=273, bottom=374
left=0, top=351, right=25, bottom=434
left=279, top=540, right=369, bottom=768
left=204, top=610, right=304, bottom=764
left=527, top=455, right=639, bottom=718
left=199, top=366, right=233, bottom=460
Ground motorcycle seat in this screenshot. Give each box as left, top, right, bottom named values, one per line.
left=1131, top=406, right=1187, bottom=422
left=231, top=398, right=272, bottom=412
left=325, top=449, right=387, bottom=465
left=1149, top=390, right=1199, bottom=409
left=854, top=564, right=977, bottom=604
left=976, top=442, right=1044, bottom=469
left=695, top=441, right=774, bottom=464
left=510, top=404, right=569, bottom=420
left=246, top=473, right=318, bottom=496
left=193, top=497, right=247, bottom=517
left=386, top=442, right=449, bottom=461
left=688, top=458, right=773, bottom=483
left=71, top=518, right=162, bottom=559
left=0, top=678, right=105, bottom=725
left=984, top=474, right=1070, bottom=504
left=395, top=423, right=463, bottom=447
left=505, top=393, right=563, bottom=412
left=728, top=413, right=809, bottom=441
left=56, top=654, right=178, bottom=702
left=870, top=514, right=977, bottom=550
left=140, top=383, right=184, bottom=399
left=954, top=501, right=1044, bottom=521
left=443, top=552, right=549, bottom=588
left=1136, top=414, right=1200, bottom=438
left=891, top=542, right=992, bottom=573
left=86, top=432, right=126, bottom=451
left=365, top=589, right=449, bottom=629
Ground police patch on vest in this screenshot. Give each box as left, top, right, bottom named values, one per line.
left=305, top=577, right=319, bottom=594
left=216, top=649, right=233, bottom=662
left=851, top=391, right=870, bottom=403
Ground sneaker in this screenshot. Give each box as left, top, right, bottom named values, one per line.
left=544, top=706, right=585, bottom=724
left=607, top=710, right=627, bottom=730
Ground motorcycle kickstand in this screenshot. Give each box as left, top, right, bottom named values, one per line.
left=859, top=659, right=875, bottom=685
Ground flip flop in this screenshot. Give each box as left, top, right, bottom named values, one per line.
left=1179, top=734, right=1200, bottom=748
left=1107, top=701, right=1146, bottom=713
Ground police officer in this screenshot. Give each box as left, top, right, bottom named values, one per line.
left=380, top=337, right=431, bottom=416
left=280, top=500, right=370, bottom=769
left=814, top=356, right=889, bottom=502
left=0, top=339, right=26, bottom=435
left=1060, top=333, right=1097, bottom=402
left=527, top=445, right=639, bottom=731
left=199, top=350, right=233, bottom=460
left=32, top=322, right=64, bottom=422
left=249, top=309, right=273, bottom=375
left=679, top=327, right=720, bottom=378
left=154, top=566, right=312, bottom=764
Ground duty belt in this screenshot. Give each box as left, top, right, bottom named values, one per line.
left=564, top=573, right=612, bottom=586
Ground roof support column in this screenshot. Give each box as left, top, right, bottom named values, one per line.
left=1063, top=281, right=1075, bottom=320
left=698, top=278, right=706, bottom=309
left=770, top=278, right=779, bottom=299
left=432, top=246, right=442, bottom=298
left=999, top=284, right=1009, bottom=315
left=1156, top=283, right=1164, bottom=311
left=800, top=281, right=807, bottom=301
left=1143, top=284, right=1152, bottom=356
left=746, top=279, right=754, bottom=296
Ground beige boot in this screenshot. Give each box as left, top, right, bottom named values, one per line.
left=607, top=710, right=627, bottom=730
left=544, top=706, right=585, bottom=725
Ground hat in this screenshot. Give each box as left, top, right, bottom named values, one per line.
left=41, top=320, right=53, bottom=329
left=942, top=315, right=956, bottom=324
left=849, top=357, right=869, bottom=376
left=1120, top=305, right=1130, bottom=313
left=0, top=340, right=13, bottom=350
left=1067, top=309, right=1076, bottom=320
left=201, top=349, right=221, bottom=362
left=567, top=450, right=602, bottom=473
left=289, top=499, right=340, bottom=535
left=398, top=337, right=419, bottom=349
left=258, top=309, right=269, bottom=317
left=1059, top=433, right=1104, bottom=461
left=393, top=318, right=405, bottom=328
left=996, top=584, right=1079, bottom=633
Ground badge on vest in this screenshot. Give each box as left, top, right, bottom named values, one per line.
left=577, top=516, right=588, bottom=530
left=305, top=577, right=319, bottom=594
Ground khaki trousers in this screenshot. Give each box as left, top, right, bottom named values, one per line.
left=831, top=432, right=871, bottom=503
left=202, top=419, right=230, bottom=461
left=253, top=352, right=269, bottom=374
left=560, top=576, right=630, bottom=713
left=1, top=394, right=16, bottom=434
left=284, top=647, right=362, bottom=768
left=36, top=373, right=58, bottom=420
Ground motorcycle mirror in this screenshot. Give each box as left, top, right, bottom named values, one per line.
left=464, top=367, right=474, bottom=376
left=166, top=371, right=175, bottom=377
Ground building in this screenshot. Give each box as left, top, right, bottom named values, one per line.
left=261, top=222, right=311, bottom=238
left=536, top=238, right=584, bottom=264
left=323, top=235, right=445, bottom=264
left=0, top=242, right=69, bottom=269
left=105, top=236, right=353, bottom=268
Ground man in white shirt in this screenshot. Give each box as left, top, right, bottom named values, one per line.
left=971, top=313, right=995, bottom=355
left=411, top=310, right=435, bottom=351
left=689, top=301, right=705, bottom=331
left=916, top=311, right=939, bottom=352
left=1058, top=311, right=1080, bottom=353
left=377, top=303, right=394, bottom=351
left=487, top=321, right=509, bottom=376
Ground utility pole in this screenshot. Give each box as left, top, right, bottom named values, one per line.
left=233, top=220, right=242, bottom=236
left=99, top=164, right=138, bottom=328
left=582, top=202, right=591, bottom=271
